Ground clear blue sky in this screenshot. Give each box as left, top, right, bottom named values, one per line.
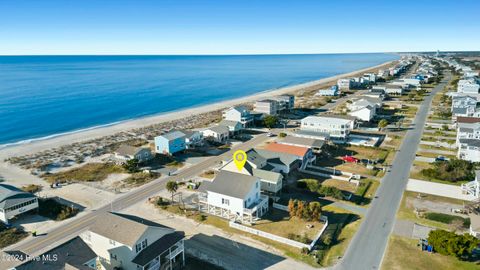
left=1, top=0, right=479, bottom=55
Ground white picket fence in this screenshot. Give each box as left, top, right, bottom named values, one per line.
left=229, top=215, right=329, bottom=251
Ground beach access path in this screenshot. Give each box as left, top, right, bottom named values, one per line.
left=336, top=70, right=452, bottom=270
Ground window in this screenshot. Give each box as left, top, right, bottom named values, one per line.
left=135, top=239, right=147, bottom=253
left=222, top=198, right=230, bottom=205
left=109, top=239, right=116, bottom=246
left=110, top=253, right=117, bottom=261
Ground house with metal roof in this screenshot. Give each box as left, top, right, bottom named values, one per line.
left=197, top=170, right=268, bottom=224
left=0, top=184, right=38, bottom=224
left=154, top=130, right=186, bottom=155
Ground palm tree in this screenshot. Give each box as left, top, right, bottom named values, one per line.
left=166, top=181, right=178, bottom=203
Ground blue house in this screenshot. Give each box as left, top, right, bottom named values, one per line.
left=154, top=131, right=186, bottom=155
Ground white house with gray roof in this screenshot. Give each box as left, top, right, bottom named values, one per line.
left=300, top=115, right=356, bottom=141
left=278, top=136, right=325, bottom=153
left=0, top=184, right=38, bottom=224
left=201, top=125, right=230, bottom=143
left=198, top=170, right=269, bottom=224
left=219, top=120, right=243, bottom=134
left=451, top=95, right=480, bottom=118
left=79, top=212, right=185, bottom=270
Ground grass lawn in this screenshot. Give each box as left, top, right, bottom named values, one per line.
left=318, top=205, right=361, bottom=266
left=159, top=204, right=323, bottom=267
left=382, top=235, right=480, bottom=270
left=43, top=162, right=126, bottom=183
left=415, top=151, right=456, bottom=159
left=0, top=224, right=29, bottom=249
left=410, top=162, right=467, bottom=186
left=252, top=209, right=325, bottom=243
left=322, top=179, right=357, bottom=193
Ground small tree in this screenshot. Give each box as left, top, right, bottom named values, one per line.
left=296, top=200, right=305, bottom=219
left=288, top=199, right=297, bottom=218
left=278, top=132, right=287, bottom=138
left=166, top=181, right=178, bottom=203
left=263, top=115, right=278, bottom=129
left=378, top=119, right=388, bottom=131
left=123, top=158, right=139, bottom=173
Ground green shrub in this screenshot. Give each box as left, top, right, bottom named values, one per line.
left=421, top=159, right=475, bottom=182
left=318, top=186, right=343, bottom=199
left=278, top=132, right=287, bottom=138
left=427, top=229, right=479, bottom=259
left=38, top=198, right=79, bottom=221
left=424, top=212, right=470, bottom=227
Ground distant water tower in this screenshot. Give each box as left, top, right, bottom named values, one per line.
left=435, top=50, right=440, bottom=57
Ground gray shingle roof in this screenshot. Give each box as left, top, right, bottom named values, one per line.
left=115, top=144, right=141, bottom=156
left=0, top=184, right=36, bottom=209
left=219, top=120, right=242, bottom=128
left=207, top=125, right=230, bottom=134
left=254, top=148, right=299, bottom=167
left=459, top=138, right=480, bottom=147
left=453, top=107, right=468, bottom=115
left=88, top=212, right=172, bottom=246
left=203, top=170, right=258, bottom=199
left=252, top=168, right=282, bottom=184
left=132, top=231, right=185, bottom=266
left=160, top=130, right=186, bottom=141
left=14, top=236, right=96, bottom=270
left=279, top=136, right=325, bottom=149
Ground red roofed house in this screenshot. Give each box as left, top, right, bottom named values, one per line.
left=263, top=142, right=316, bottom=170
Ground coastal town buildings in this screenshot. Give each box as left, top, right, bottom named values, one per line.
left=337, top=78, right=353, bottom=90
left=114, top=145, right=153, bottom=163
left=154, top=131, right=186, bottom=155
left=178, top=129, right=203, bottom=149
left=277, top=136, right=325, bottom=153
left=0, top=184, right=39, bottom=224
left=457, top=139, right=480, bottom=162
left=254, top=99, right=279, bottom=115
left=457, top=79, right=480, bottom=94
left=451, top=95, right=480, bottom=118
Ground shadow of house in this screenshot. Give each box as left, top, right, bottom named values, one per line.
left=185, top=233, right=285, bottom=270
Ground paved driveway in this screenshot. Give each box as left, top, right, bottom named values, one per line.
left=407, top=179, right=475, bottom=201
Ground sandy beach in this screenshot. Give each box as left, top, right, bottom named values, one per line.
left=0, top=59, right=396, bottom=162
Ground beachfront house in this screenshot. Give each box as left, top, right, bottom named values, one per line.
left=0, top=184, right=39, bottom=224
left=456, top=122, right=480, bottom=145
left=114, top=145, right=153, bottom=163
left=219, top=120, right=243, bottom=134
left=178, top=129, right=203, bottom=149
left=254, top=99, right=279, bottom=115
left=300, top=115, right=356, bottom=141
left=154, top=131, right=186, bottom=155
left=197, top=170, right=269, bottom=224
left=263, top=142, right=316, bottom=171
left=272, top=94, right=295, bottom=112
left=201, top=125, right=230, bottom=143
left=337, top=78, right=353, bottom=90
left=222, top=106, right=254, bottom=127
left=316, top=85, right=339, bottom=96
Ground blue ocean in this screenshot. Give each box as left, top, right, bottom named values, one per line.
left=0, top=53, right=398, bottom=146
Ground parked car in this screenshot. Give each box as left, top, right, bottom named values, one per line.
left=267, top=132, right=275, bottom=137
left=435, top=155, right=448, bottom=162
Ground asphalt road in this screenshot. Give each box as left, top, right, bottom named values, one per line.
left=1, top=133, right=269, bottom=268
left=336, top=71, right=452, bottom=270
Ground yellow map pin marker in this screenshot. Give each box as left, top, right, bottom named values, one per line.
left=233, top=150, right=247, bottom=171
